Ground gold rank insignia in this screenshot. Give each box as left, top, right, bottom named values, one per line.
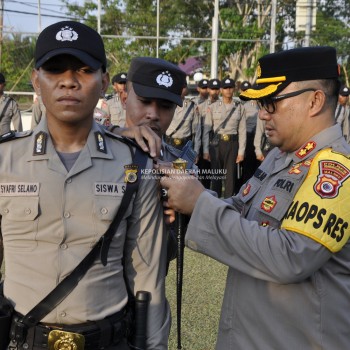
left=124, top=164, right=138, bottom=183
left=296, top=141, right=316, bottom=159
left=242, top=183, right=251, bottom=196
left=257, top=63, right=262, bottom=78
left=173, top=158, right=188, bottom=170
left=33, top=131, right=47, bottom=155
left=261, top=195, right=277, bottom=213
left=95, top=131, right=107, bottom=153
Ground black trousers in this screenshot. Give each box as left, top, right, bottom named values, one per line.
left=209, top=137, right=239, bottom=198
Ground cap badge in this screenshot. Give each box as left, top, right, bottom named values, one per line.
left=56, top=26, right=79, bottom=42
left=121, top=74, right=126, bottom=79
left=156, top=71, right=173, bottom=88
left=213, top=81, right=218, bottom=86
left=257, top=63, right=261, bottom=78
left=225, top=79, right=230, bottom=84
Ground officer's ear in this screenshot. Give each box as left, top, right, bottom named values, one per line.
left=31, top=69, right=41, bottom=96
left=101, top=71, right=110, bottom=97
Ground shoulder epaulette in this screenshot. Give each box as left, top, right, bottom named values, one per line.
left=0, top=130, right=32, bottom=144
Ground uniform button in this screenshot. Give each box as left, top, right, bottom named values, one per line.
left=22, top=343, right=29, bottom=349
left=25, top=208, right=31, bottom=215
left=60, top=243, right=68, bottom=250
left=60, top=312, right=66, bottom=317
left=3, top=208, right=9, bottom=214
left=66, top=178, right=72, bottom=184
left=101, top=207, right=108, bottom=215
left=63, top=212, right=71, bottom=218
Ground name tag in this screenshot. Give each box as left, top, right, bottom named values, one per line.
left=0, top=183, right=39, bottom=196
left=94, top=182, right=126, bottom=196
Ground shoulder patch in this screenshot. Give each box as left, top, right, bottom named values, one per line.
left=281, top=148, right=350, bottom=252
left=104, top=129, right=145, bottom=153
left=0, top=130, right=32, bottom=144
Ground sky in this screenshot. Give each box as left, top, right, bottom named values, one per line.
left=4, top=0, right=83, bottom=35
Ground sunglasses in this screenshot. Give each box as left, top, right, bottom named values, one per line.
left=257, top=88, right=316, bottom=114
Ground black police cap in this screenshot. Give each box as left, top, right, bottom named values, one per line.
left=112, top=73, right=127, bottom=84
left=240, top=46, right=340, bottom=100
left=35, top=21, right=107, bottom=72
left=339, top=85, right=350, bottom=96
left=198, top=79, right=209, bottom=88
left=208, top=79, right=221, bottom=89
left=240, top=80, right=251, bottom=91
left=221, top=78, right=235, bottom=88
left=127, top=57, right=186, bottom=107
left=0, top=73, right=5, bottom=84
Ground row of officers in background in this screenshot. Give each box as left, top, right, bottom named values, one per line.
left=2, top=70, right=350, bottom=198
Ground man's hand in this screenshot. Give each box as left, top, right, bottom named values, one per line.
left=203, top=152, right=210, bottom=161
left=113, top=125, right=162, bottom=158
left=158, top=163, right=205, bottom=215
left=236, top=154, right=244, bottom=163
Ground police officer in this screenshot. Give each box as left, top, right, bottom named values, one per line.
left=161, top=46, right=350, bottom=350
left=204, top=77, right=246, bottom=197
left=165, top=82, right=201, bottom=154
left=101, top=72, right=127, bottom=127
left=0, top=21, right=170, bottom=350
left=202, top=78, right=221, bottom=184
left=194, top=79, right=211, bottom=188
left=30, top=94, right=46, bottom=129
left=239, top=80, right=260, bottom=183
left=0, top=73, right=22, bottom=134
left=335, top=85, right=350, bottom=142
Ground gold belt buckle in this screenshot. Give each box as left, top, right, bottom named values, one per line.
left=222, top=134, right=230, bottom=141
left=48, top=330, right=85, bottom=350
left=173, top=138, right=182, bottom=146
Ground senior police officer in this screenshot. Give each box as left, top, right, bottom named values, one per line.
left=165, top=82, right=201, bottom=155
left=0, top=21, right=169, bottom=350
left=204, top=77, right=246, bottom=197
left=0, top=73, right=22, bottom=134
left=101, top=72, right=127, bottom=127
left=160, top=46, right=350, bottom=349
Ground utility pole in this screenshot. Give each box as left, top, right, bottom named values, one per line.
left=97, top=0, right=101, bottom=33
left=304, top=0, right=313, bottom=47
left=211, top=0, right=219, bottom=78
left=156, top=0, right=159, bottom=58
left=0, top=0, right=3, bottom=70
left=270, top=0, right=277, bottom=53
left=38, top=0, right=41, bottom=32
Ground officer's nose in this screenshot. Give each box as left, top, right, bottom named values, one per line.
left=58, top=70, right=80, bottom=89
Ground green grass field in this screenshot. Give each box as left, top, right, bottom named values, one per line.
left=166, top=248, right=227, bottom=350
left=1, top=247, right=227, bottom=350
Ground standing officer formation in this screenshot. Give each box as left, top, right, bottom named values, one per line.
left=160, top=46, right=350, bottom=350
left=0, top=73, right=22, bottom=135
left=0, top=21, right=171, bottom=350
left=204, top=77, right=246, bottom=197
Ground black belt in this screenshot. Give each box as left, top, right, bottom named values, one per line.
left=219, top=134, right=238, bottom=142
left=165, top=135, right=191, bottom=147
left=10, top=309, right=126, bottom=350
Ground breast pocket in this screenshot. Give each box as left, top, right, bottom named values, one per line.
left=0, top=197, right=39, bottom=251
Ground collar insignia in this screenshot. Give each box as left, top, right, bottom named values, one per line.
left=124, top=164, right=138, bottom=183
left=95, top=132, right=107, bottom=153
left=242, top=183, right=251, bottom=196
left=296, top=141, right=316, bottom=159
left=156, top=71, right=173, bottom=88
left=33, top=131, right=47, bottom=155
left=56, top=26, right=79, bottom=42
